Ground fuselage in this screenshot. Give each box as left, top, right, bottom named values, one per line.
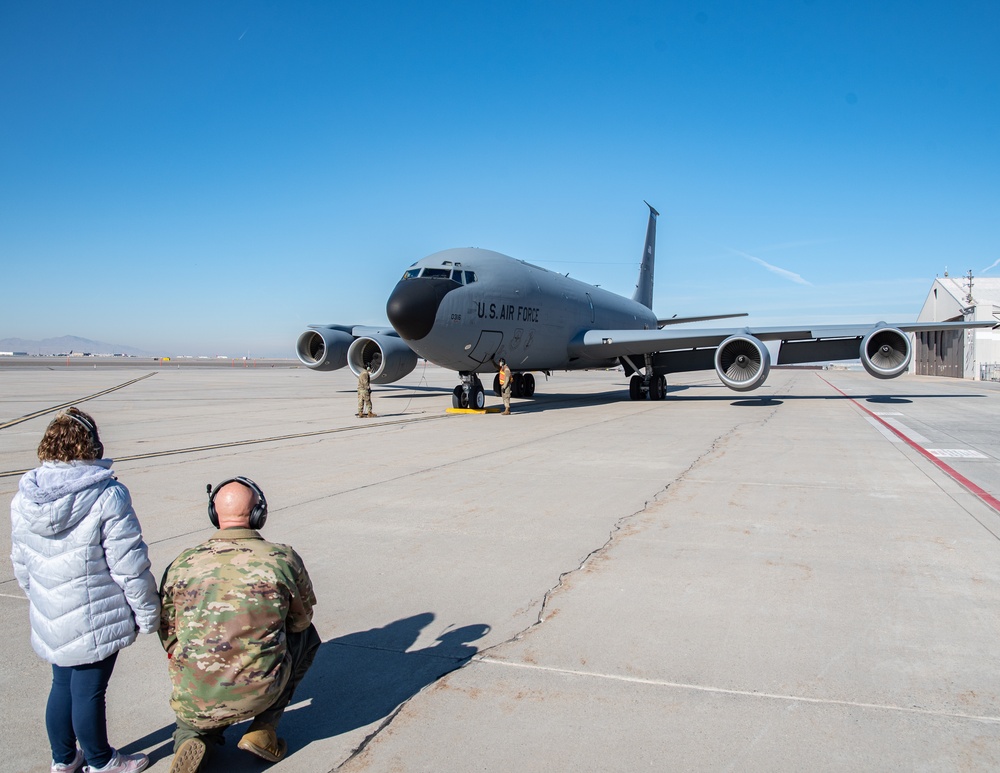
left=386, top=248, right=657, bottom=373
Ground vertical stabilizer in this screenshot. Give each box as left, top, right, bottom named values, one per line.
left=631, top=201, right=658, bottom=309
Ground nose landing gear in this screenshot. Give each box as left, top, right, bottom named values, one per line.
left=453, top=373, right=486, bottom=409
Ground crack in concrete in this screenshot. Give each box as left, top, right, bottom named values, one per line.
left=329, top=390, right=789, bottom=770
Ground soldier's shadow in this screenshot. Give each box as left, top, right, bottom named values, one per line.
left=136, top=613, right=490, bottom=769
left=286, top=612, right=490, bottom=747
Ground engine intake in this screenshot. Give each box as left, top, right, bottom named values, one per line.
left=295, top=328, right=353, bottom=371
left=715, top=335, right=771, bottom=392
left=348, top=335, right=418, bottom=384
left=861, top=327, right=911, bottom=379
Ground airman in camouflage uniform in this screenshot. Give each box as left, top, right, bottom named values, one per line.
left=357, top=364, right=376, bottom=417
left=159, top=480, right=320, bottom=773
left=498, top=358, right=512, bottom=415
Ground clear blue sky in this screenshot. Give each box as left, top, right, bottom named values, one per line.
left=2, top=2, right=997, bottom=357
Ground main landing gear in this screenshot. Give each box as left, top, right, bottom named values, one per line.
left=629, top=373, right=667, bottom=400
left=627, top=353, right=667, bottom=401
left=493, top=372, right=535, bottom=398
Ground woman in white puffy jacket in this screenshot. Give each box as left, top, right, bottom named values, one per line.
left=10, top=408, right=159, bottom=773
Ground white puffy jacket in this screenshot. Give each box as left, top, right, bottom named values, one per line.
left=10, top=459, right=160, bottom=667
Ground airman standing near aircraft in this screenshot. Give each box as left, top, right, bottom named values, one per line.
left=498, top=358, right=512, bottom=415
left=357, top=364, right=376, bottom=418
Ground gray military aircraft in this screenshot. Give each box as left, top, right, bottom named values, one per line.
left=296, top=203, right=993, bottom=409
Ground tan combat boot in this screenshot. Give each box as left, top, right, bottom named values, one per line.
left=169, top=737, right=207, bottom=773
left=237, top=721, right=287, bottom=762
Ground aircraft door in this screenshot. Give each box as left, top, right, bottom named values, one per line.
left=467, top=330, right=503, bottom=366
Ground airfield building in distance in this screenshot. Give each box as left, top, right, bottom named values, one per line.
left=916, top=275, right=1000, bottom=380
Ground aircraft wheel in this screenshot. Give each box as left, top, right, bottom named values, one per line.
left=470, top=383, right=485, bottom=410
left=493, top=374, right=501, bottom=396
left=659, top=375, right=667, bottom=399
left=629, top=375, right=643, bottom=400
left=523, top=373, right=535, bottom=397
left=513, top=373, right=524, bottom=398
left=649, top=375, right=664, bottom=401
left=453, top=385, right=467, bottom=409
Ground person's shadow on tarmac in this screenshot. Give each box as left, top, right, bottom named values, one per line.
left=130, top=612, right=490, bottom=769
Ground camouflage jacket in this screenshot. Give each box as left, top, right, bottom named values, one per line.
left=158, top=528, right=316, bottom=729
left=357, top=369, right=371, bottom=392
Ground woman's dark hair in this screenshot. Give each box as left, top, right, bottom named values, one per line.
left=37, top=407, right=103, bottom=462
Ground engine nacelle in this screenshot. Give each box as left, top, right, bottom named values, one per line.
left=295, top=328, right=353, bottom=371
left=348, top=335, right=418, bottom=384
left=715, top=335, right=771, bottom=392
left=861, top=327, right=911, bottom=379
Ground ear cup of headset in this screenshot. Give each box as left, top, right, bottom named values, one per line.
left=66, top=410, right=104, bottom=459
left=207, top=477, right=268, bottom=529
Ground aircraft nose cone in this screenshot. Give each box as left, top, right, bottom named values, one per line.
left=386, top=278, right=459, bottom=341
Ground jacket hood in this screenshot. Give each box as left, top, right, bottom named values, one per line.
left=17, top=459, right=115, bottom=536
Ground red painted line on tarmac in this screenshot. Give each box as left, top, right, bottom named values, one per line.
left=818, top=374, right=1000, bottom=514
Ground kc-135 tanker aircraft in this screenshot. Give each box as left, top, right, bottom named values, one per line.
left=296, top=204, right=993, bottom=409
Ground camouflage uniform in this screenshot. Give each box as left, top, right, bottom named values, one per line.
left=500, top=364, right=512, bottom=413
left=357, top=368, right=373, bottom=416
left=159, top=528, right=319, bottom=750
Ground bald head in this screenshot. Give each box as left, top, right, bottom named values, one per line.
left=214, top=480, right=259, bottom=529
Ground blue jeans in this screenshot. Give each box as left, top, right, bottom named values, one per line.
left=47, top=651, right=118, bottom=768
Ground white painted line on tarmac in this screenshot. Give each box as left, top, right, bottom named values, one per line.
left=477, top=657, right=1000, bottom=725
left=873, top=412, right=904, bottom=416
left=879, top=417, right=930, bottom=444
left=865, top=416, right=901, bottom=442
left=927, top=449, right=989, bottom=459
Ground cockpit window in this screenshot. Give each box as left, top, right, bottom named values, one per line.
left=401, top=267, right=473, bottom=282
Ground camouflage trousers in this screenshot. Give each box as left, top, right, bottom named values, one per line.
left=171, top=624, right=322, bottom=753
left=357, top=388, right=373, bottom=415
left=502, top=385, right=512, bottom=410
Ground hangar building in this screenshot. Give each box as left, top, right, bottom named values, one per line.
left=915, top=273, right=1000, bottom=380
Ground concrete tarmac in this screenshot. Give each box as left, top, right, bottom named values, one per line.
left=1, top=364, right=999, bottom=772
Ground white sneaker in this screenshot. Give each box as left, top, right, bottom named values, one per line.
left=83, top=750, right=149, bottom=773
left=52, top=748, right=84, bottom=772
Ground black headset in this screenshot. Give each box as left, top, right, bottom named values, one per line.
left=206, top=476, right=268, bottom=529
left=66, top=410, right=104, bottom=459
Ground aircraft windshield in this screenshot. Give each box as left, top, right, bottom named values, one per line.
left=399, top=267, right=477, bottom=283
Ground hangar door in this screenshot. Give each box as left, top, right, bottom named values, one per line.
left=915, top=329, right=963, bottom=377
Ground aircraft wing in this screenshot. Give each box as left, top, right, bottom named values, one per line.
left=569, top=320, right=996, bottom=363
left=657, top=313, right=748, bottom=327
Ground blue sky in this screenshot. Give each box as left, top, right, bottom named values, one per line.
left=2, top=1, right=997, bottom=357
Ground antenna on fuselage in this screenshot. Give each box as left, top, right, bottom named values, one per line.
left=632, top=202, right=658, bottom=310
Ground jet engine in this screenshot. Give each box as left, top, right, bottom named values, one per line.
left=295, top=328, right=353, bottom=371
left=348, top=335, right=418, bottom=384
left=715, top=335, right=771, bottom=392
left=860, top=327, right=911, bottom=379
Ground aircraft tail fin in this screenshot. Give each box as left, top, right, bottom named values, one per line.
left=632, top=202, right=658, bottom=309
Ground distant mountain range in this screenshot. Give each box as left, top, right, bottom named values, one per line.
left=0, top=336, right=155, bottom=357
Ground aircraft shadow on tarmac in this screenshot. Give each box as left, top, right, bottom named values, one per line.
left=491, top=386, right=981, bottom=414
left=124, top=613, right=489, bottom=769
left=667, top=391, right=980, bottom=406
left=329, top=382, right=983, bottom=417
